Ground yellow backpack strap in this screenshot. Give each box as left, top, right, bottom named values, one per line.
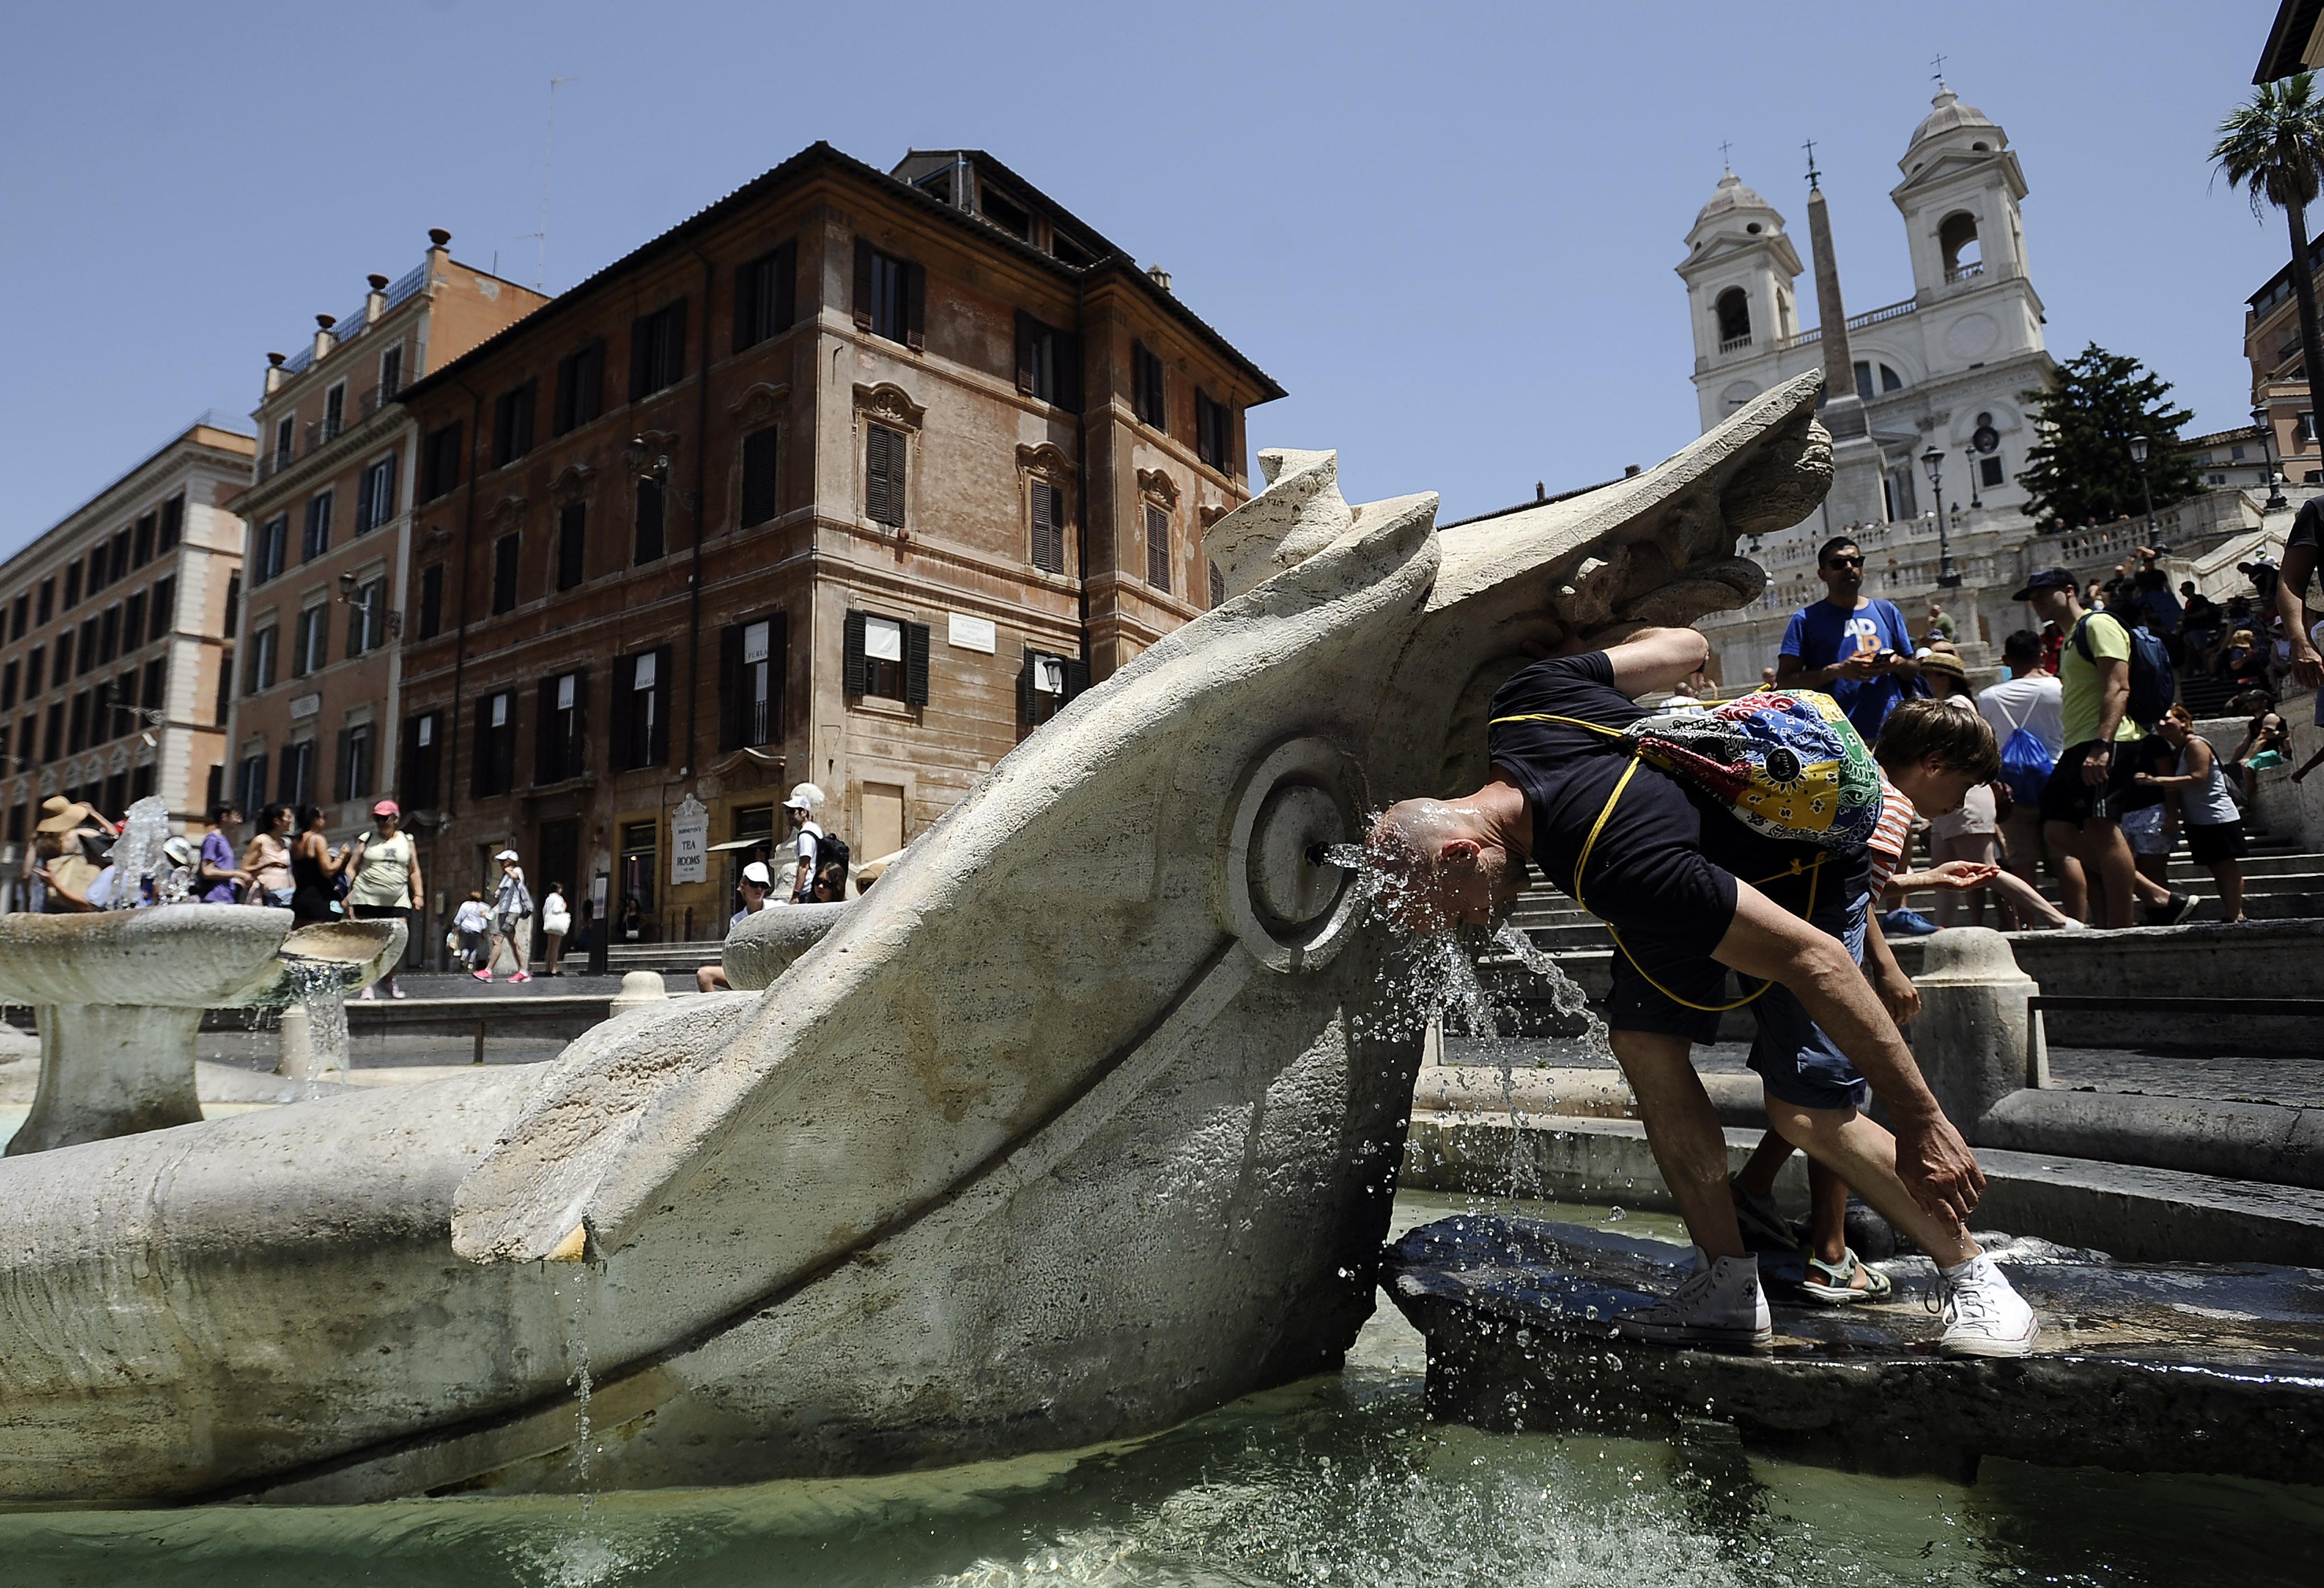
left=1489, top=712, right=1624, bottom=738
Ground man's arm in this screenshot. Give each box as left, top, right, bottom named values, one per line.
left=2082, top=656, right=2132, bottom=785
left=2281, top=538, right=2320, bottom=689
left=1602, top=626, right=1712, bottom=697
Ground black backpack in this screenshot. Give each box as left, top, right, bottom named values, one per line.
left=815, top=831, right=852, bottom=879
left=2072, top=613, right=2175, bottom=731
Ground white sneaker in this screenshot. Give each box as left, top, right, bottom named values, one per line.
left=1615, top=1252, right=1772, bottom=1349
left=1936, top=1255, right=2040, bottom=1358
left=357, top=986, right=376, bottom=1001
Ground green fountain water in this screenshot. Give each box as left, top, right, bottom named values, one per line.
left=5, top=1189, right=2315, bottom=1588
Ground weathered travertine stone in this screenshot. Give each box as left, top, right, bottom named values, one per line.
left=0, top=376, right=1834, bottom=1507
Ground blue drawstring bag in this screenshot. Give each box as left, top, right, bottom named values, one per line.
left=1997, top=727, right=2054, bottom=807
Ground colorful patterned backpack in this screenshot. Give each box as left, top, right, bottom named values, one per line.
left=1620, top=690, right=1884, bottom=851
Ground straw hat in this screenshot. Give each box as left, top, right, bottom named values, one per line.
left=35, top=800, right=95, bottom=835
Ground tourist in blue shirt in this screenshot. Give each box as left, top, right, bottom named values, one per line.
left=1775, top=535, right=1923, bottom=740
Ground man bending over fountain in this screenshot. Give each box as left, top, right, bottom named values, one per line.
left=1365, top=626, right=2038, bottom=1358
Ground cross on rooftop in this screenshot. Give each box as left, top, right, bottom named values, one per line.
left=1932, top=52, right=1949, bottom=89
left=1719, top=138, right=1733, bottom=174
left=1802, top=138, right=1821, bottom=189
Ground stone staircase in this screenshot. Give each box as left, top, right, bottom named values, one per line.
left=1505, top=835, right=2324, bottom=954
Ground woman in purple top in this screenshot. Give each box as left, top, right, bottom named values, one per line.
left=198, top=803, right=251, bottom=903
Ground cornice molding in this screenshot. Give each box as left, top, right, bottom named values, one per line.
left=1014, top=442, right=1074, bottom=482
left=548, top=462, right=596, bottom=503
left=729, top=380, right=791, bottom=426
left=1136, top=468, right=1179, bottom=509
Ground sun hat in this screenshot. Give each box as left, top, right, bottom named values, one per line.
left=495, top=848, right=520, bottom=861
left=371, top=799, right=400, bottom=818
left=35, top=800, right=95, bottom=835
left=741, top=861, right=773, bottom=886
left=2010, top=567, right=2077, bottom=602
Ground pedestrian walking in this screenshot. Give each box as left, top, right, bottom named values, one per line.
left=1976, top=629, right=2083, bottom=924
left=540, top=882, right=571, bottom=976
left=242, top=803, right=295, bottom=907
left=782, top=784, right=826, bottom=903
left=346, top=801, right=423, bottom=1000
left=2140, top=705, right=2247, bottom=923
left=288, top=805, right=355, bottom=926
left=481, top=849, right=534, bottom=982
left=197, top=804, right=252, bottom=904
left=452, top=892, right=491, bottom=970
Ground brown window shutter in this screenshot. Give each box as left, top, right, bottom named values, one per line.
left=769, top=611, right=788, bottom=737
left=853, top=239, right=874, bottom=331
left=717, top=623, right=743, bottom=752
left=1056, top=331, right=1081, bottom=412
left=773, top=239, right=797, bottom=331
left=843, top=610, right=868, bottom=697
left=1146, top=504, right=1171, bottom=591
left=866, top=427, right=905, bottom=528
left=740, top=427, right=778, bottom=526
left=647, top=646, right=671, bottom=766
left=609, top=654, right=635, bottom=771
left=629, top=318, right=652, bottom=400
left=666, top=300, right=687, bottom=383
left=904, top=621, right=931, bottom=706
left=1014, top=311, right=1035, bottom=394
left=1032, top=482, right=1063, bottom=573
left=732, top=261, right=755, bottom=353
left=535, top=676, right=558, bottom=785
left=904, top=262, right=926, bottom=351
left=1063, top=657, right=1091, bottom=701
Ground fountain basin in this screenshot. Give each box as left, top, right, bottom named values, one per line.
left=0, top=906, right=402, bottom=1155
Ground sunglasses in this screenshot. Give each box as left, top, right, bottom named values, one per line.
left=1822, top=555, right=1865, bottom=568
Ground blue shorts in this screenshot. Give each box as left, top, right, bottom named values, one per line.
left=1605, top=866, right=1874, bottom=1114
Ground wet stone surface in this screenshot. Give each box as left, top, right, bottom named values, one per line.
left=1386, top=1214, right=2324, bottom=1486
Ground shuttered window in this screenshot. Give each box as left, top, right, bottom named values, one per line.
left=420, top=422, right=463, bottom=500
left=1030, top=481, right=1065, bottom=573
left=1017, top=646, right=1089, bottom=735
left=553, top=340, right=604, bottom=434
left=853, top=239, right=924, bottom=349
left=335, top=723, right=374, bottom=803
left=493, top=381, right=537, bottom=467
left=536, top=668, right=587, bottom=784
left=416, top=565, right=444, bottom=639
left=634, top=477, right=666, bottom=564
left=609, top=647, right=670, bottom=770
left=629, top=300, right=688, bottom=400
left=843, top=610, right=928, bottom=705
left=1144, top=504, right=1171, bottom=592
left=740, top=426, right=779, bottom=526
left=491, top=533, right=520, bottom=614
left=865, top=424, right=907, bottom=528
left=400, top=712, right=440, bottom=808
left=355, top=453, right=397, bottom=534
left=1013, top=313, right=1081, bottom=410
left=301, top=491, right=332, bottom=563
left=734, top=242, right=797, bottom=351
left=1133, top=342, right=1166, bottom=429
left=1196, top=390, right=1232, bottom=470
left=472, top=690, right=516, bottom=797
left=718, top=612, right=785, bottom=749
left=555, top=502, right=587, bottom=590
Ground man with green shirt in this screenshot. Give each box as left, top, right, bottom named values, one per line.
left=2015, top=568, right=2196, bottom=929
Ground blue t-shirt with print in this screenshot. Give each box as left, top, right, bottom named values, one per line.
left=1779, top=596, right=1918, bottom=740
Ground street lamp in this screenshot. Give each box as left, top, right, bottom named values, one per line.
left=2128, top=435, right=2157, bottom=539
left=1964, top=443, right=1983, bottom=510
left=2251, top=403, right=2289, bottom=511
left=1919, top=446, right=1961, bottom=587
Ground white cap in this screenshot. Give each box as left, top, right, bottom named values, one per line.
left=495, top=849, right=520, bottom=861
left=741, top=861, right=772, bottom=886
left=784, top=782, right=824, bottom=812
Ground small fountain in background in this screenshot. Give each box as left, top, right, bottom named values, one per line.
left=102, top=797, right=171, bottom=910
left=275, top=959, right=351, bottom=1085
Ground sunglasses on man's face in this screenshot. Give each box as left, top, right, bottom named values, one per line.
left=1823, top=555, right=1865, bottom=568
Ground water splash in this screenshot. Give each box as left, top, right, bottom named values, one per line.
left=104, top=796, right=171, bottom=910
left=1494, top=921, right=1610, bottom=1060
left=278, top=959, right=349, bottom=1085
left=1311, top=842, right=1368, bottom=872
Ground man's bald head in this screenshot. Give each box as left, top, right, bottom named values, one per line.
left=1364, top=796, right=1522, bottom=932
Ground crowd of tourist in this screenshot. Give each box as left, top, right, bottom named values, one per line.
left=1751, top=528, right=2324, bottom=930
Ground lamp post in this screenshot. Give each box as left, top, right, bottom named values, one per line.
left=2251, top=403, right=2289, bottom=511
left=1964, top=443, right=1983, bottom=510
left=2128, top=435, right=2157, bottom=540
left=1920, top=446, right=1961, bottom=588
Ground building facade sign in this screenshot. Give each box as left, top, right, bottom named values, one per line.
left=670, top=793, right=709, bottom=886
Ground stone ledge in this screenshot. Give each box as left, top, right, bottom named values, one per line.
left=1404, top=1110, right=2324, bottom=1267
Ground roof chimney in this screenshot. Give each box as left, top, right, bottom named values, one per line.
left=313, top=313, right=337, bottom=363
left=365, top=272, right=389, bottom=324
left=265, top=350, right=287, bottom=395
left=1146, top=264, right=1172, bottom=293
left=428, top=228, right=452, bottom=249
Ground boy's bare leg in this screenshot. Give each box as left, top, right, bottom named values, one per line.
left=1763, top=1100, right=1978, bottom=1269
left=1733, top=1131, right=1793, bottom=1201
left=1805, top=1158, right=1850, bottom=1265
left=1609, top=1029, right=1747, bottom=1261
left=1709, top=882, right=1984, bottom=1231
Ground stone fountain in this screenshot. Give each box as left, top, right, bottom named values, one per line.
left=0, top=375, right=1829, bottom=1509
left=0, top=907, right=403, bottom=1155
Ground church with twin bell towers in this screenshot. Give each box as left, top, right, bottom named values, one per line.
left=1675, top=79, right=2056, bottom=683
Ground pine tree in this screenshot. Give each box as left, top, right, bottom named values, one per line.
left=2017, top=344, right=2201, bottom=531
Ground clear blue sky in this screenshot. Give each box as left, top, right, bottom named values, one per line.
left=0, top=0, right=2297, bottom=559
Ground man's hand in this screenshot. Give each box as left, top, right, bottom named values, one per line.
left=1893, top=1113, right=1985, bottom=1229
left=1835, top=650, right=1883, bottom=682
left=2292, top=640, right=2323, bottom=692
left=1925, top=860, right=1999, bottom=891
left=1870, top=959, right=1921, bottom=1025
left=2080, top=744, right=2112, bottom=787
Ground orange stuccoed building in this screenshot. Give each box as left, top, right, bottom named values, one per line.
left=390, top=144, right=1281, bottom=952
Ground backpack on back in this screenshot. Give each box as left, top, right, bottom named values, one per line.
left=816, top=831, right=852, bottom=878
left=2073, top=614, right=2175, bottom=730
left=1997, top=726, right=2056, bottom=806
left=1621, top=690, right=1885, bottom=852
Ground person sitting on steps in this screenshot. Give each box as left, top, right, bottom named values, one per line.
left=1362, top=626, right=2039, bottom=1359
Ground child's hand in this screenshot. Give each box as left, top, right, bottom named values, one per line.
left=1928, top=860, right=1999, bottom=890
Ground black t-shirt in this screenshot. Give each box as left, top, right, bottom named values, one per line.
left=2289, top=499, right=2322, bottom=605
left=1485, top=655, right=1838, bottom=915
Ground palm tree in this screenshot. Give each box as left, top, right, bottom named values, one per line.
left=2216, top=73, right=2324, bottom=453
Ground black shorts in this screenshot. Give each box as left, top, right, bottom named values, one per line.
left=2185, top=820, right=2245, bottom=866
left=2038, top=739, right=2144, bottom=827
